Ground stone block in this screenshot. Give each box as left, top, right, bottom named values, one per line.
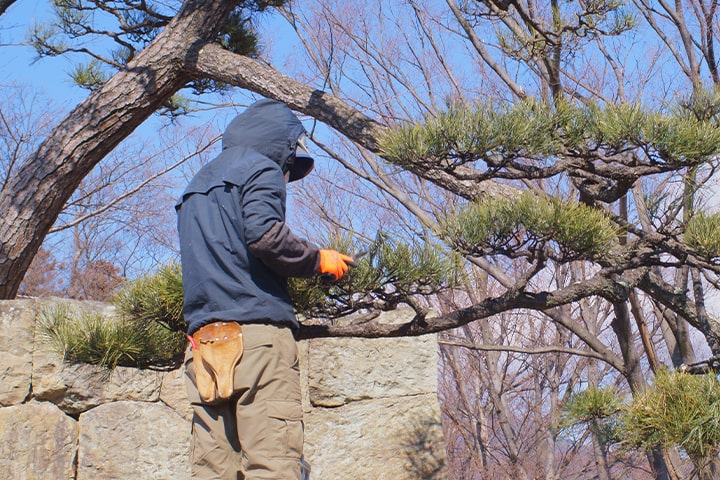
left=159, top=365, right=193, bottom=421
left=77, top=400, right=191, bottom=480
left=0, top=299, right=36, bottom=405
left=32, top=361, right=162, bottom=415
left=307, top=333, right=439, bottom=407
left=0, top=401, right=78, bottom=479
left=304, top=394, right=446, bottom=480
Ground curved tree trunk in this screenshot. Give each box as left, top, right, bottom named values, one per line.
left=0, top=0, right=16, bottom=16
left=0, top=0, right=233, bottom=298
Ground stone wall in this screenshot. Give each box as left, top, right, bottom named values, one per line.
left=0, top=299, right=446, bottom=480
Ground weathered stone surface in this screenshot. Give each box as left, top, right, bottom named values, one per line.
left=159, top=364, right=193, bottom=421
left=31, top=298, right=162, bottom=414
left=0, top=299, right=35, bottom=406
left=0, top=353, right=31, bottom=406
left=0, top=401, right=78, bottom=479
left=298, top=339, right=312, bottom=412
left=35, top=296, right=118, bottom=319
left=1, top=299, right=446, bottom=479
left=103, top=366, right=163, bottom=401
left=307, top=332, right=439, bottom=407
left=304, top=394, right=446, bottom=480
left=77, top=400, right=191, bottom=480
left=32, top=360, right=162, bottom=415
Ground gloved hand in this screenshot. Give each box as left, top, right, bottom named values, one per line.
left=318, top=249, right=356, bottom=280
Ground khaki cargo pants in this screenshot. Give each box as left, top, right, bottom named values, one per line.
left=184, top=323, right=303, bottom=480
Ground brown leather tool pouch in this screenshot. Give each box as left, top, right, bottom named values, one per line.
left=191, top=321, right=244, bottom=403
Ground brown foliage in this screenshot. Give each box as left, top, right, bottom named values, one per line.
left=68, top=260, right=123, bottom=301
left=20, top=251, right=123, bottom=301
left=18, top=248, right=64, bottom=297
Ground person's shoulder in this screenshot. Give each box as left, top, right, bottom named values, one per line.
left=220, top=148, right=282, bottom=187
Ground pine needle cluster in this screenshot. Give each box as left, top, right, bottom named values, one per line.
left=559, top=386, right=623, bottom=444
left=378, top=97, right=720, bottom=169
left=378, top=100, right=563, bottom=168
left=560, top=372, right=720, bottom=470
left=442, top=191, right=619, bottom=261
left=685, top=211, right=720, bottom=261
left=35, top=263, right=188, bottom=369
left=288, top=234, right=458, bottom=319
left=37, top=302, right=186, bottom=369
left=622, top=370, right=720, bottom=464
left=561, top=386, right=623, bottom=425
left=113, top=262, right=185, bottom=332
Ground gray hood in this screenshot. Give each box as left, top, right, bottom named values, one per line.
left=222, top=99, right=313, bottom=181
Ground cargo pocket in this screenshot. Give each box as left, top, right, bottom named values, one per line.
left=266, top=399, right=304, bottom=459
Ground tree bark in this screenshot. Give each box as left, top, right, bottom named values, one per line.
left=589, top=419, right=611, bottom=480
left=0, top=0, right=16, bottom=16
left=0, top=0, right=234, bottom=298
left=296, top=266, right=642, bottom=340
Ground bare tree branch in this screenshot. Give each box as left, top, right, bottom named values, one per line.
left=439, top=339, right=613, bottom=363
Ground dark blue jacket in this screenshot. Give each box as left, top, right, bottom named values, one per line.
left=176, top=100, right=319, bottom=335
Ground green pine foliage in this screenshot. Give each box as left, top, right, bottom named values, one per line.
left=685, top=212, right=720, bottom=260
left=113, top=262, right=186, bottom=333
left=621, top=370, right=720, bottom=464
left=559, top=386, right=623, bottom=445
left=37, top=302, right=186, bottom=369
left=560, top=373, right=720, bottom=471
left=37, top=263, right=187, bottom=369
left=218, top=10, right=260, bottom=56
left=164, top=95, right=193, bottom=116
left=378, top=98, right=720, bottom=169
left=442, top=191, right=619, bottom=261
left=70, top=60, right=109, bottom=91
left=561, top=386, right=623, bottom=426
left=289, top=234, right=459, bottom=319
left=378, top=100, right=564, bottom=168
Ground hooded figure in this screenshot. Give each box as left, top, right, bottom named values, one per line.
left=176, top=99, right=354, bottom=480
left=177, top=99, right=319, bottom=336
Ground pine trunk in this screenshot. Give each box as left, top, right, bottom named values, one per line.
left=0, top=0, right=233, bottom=298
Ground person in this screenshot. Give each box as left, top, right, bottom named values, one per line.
left=175, top=98, right=355, bottom=480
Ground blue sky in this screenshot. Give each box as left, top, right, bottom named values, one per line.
left=1, top=0, right=89, bottom=105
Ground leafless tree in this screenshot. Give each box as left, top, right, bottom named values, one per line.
left=276, top=1, right=720, bottom=478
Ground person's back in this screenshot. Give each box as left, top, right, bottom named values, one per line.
left=176, top=99, right=354, bottom=480
left=177, top=99, right=314, bottom=335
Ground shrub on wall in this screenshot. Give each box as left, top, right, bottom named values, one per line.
left=37, top=302, right=186, bottom=369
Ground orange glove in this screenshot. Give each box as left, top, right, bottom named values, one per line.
left=318, top=249, right=356, bottom=280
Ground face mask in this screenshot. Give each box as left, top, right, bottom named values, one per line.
left=286, top=134, right=315, bottom=182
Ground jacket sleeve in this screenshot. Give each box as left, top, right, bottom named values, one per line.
left=248, top=221, right=321, bottom=277
left=241, top=163, right=286, bottom=245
